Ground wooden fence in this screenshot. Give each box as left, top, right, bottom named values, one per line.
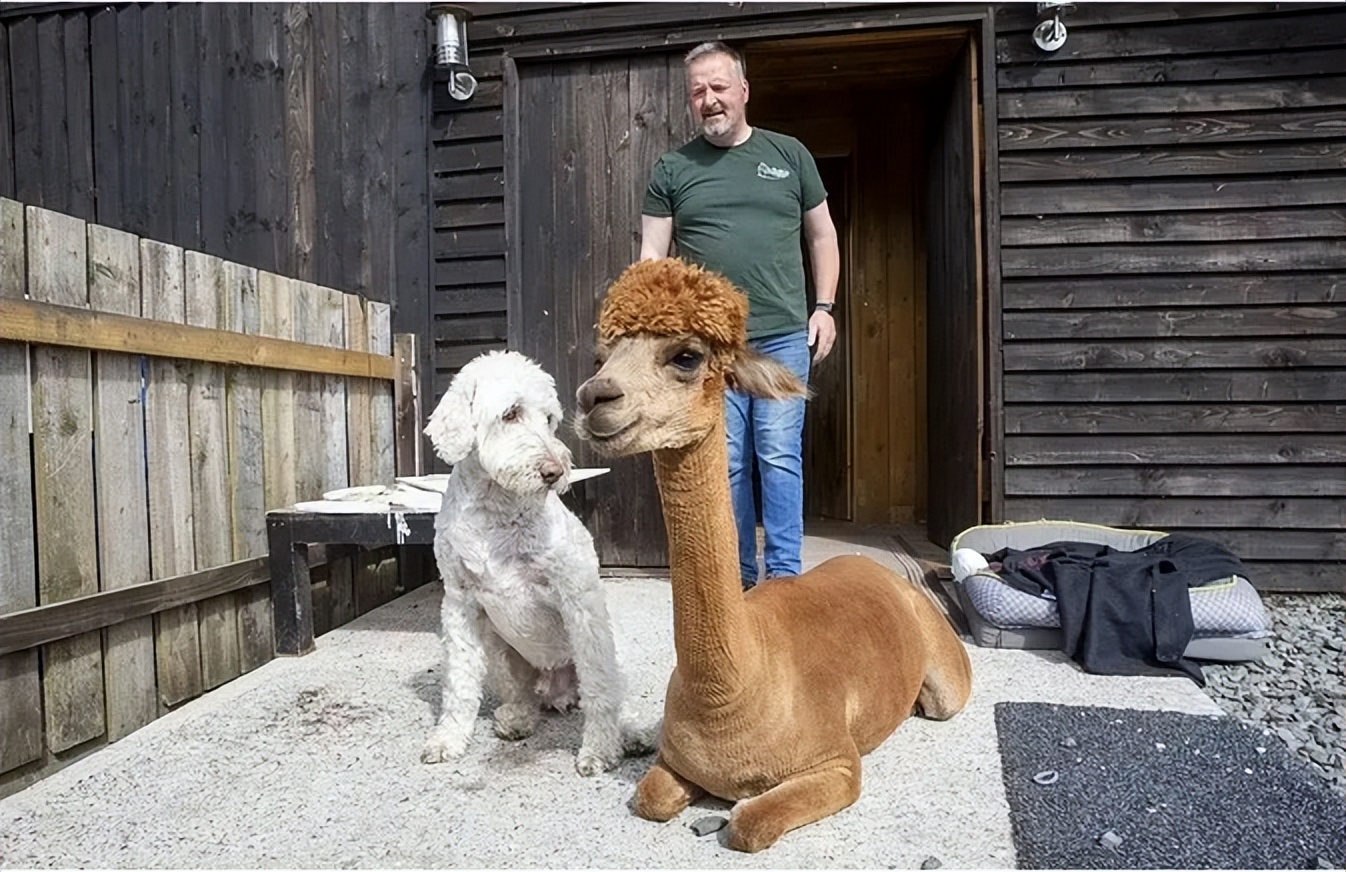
left=0, top=198, right=414, bottom=787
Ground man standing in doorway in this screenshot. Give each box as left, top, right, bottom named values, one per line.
left=639, top=41, right=841, bottom=589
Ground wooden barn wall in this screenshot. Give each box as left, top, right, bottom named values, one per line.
left=993, top=3, right=1345, bottom=592
left=0, top=3, right=433, bottom=408
left=431, top=3, right=1342, bottom=590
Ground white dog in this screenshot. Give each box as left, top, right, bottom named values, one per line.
left=420, top=350, right=628, bottom=775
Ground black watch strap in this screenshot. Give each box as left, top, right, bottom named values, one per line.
left=815, top=301, right=834, bottom=313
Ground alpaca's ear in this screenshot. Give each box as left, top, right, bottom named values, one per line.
left=424, top=373, right=477, bottom=464
left=726, top=346, right=811, bottom=400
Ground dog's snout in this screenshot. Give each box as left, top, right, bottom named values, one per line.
left=576, top=376, right=624, bottom=414
left=539, top=459, right=565, bottom=486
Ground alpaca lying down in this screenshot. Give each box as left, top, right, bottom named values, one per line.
left=419, top=350, right=652, bottom=775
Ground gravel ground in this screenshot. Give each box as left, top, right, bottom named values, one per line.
left=1201, top=592, right=1346, bottom=796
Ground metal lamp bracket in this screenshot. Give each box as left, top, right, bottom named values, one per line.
left=1033, top=2, right=1074, bottom=53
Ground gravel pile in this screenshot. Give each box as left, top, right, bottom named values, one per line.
left=1201, top=592, right=1345, bottom=796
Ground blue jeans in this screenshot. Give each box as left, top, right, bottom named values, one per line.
left=725, top=330, right=811, bottom=589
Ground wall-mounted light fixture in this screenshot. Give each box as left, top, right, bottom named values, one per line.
left=1033, top=2, right=1073, bottom=53
left=428, top=4, right=477, bottom=101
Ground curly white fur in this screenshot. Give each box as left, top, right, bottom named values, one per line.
left=420, top=350, right=637, bottom=775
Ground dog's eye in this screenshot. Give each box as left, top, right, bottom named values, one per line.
left=502, top=405, right=521, bottom=423
left=669, top=350, right=703, bottom=372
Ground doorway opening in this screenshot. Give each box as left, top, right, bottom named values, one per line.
left=745, top=26, right=988, bottom=545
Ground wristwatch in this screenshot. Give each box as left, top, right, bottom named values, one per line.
left=814, top=301, right=835, bottom=313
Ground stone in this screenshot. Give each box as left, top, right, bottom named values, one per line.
left=688, top=816, right=727, bottom=837
left=920, top=857, right=942, bottom=869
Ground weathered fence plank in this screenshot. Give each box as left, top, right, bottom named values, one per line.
left=292, top=281, right=323, bottom=502
left=320, top=286, right=353, bottom=628
left=28, top=206, right=105, bottom=752
left=369, top=301, right=395, bottom=484
left=88, top=222, right=157, bottom=741
left=259, top=271, right=297, bottom=512
left=142, top=238, right=203, bottom=707
left=0, top=198, right=41, bottom=774
left=186, top=252, right=241, bottom=690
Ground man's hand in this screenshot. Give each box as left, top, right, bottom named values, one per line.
left=808, top=309, right=837, bottom=363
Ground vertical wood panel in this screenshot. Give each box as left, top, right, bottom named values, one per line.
left=62, top=13, right=94, bottom=221
left=367, top=301, right=395, bottom=485
left=35, top=15, right=64, bottom=213
left=142, top=238, right=203, bottom=706
left=345, top=296, right=373, bottom=485
left=886, top=101, right=919, bottom=523
left=140, top=2, right=171, bottom=242
left=224, top=261, right=272, bottom=672
left=284, top=2, right=316, bottom=282
left=28, top=206, right=105, bottom=752
left=88, top=223, right=157, bottom=741
left=291, top=281, right=324, bottom=501
left=852, top=109, right=890, bottom=522
left=0, top=27, right=13, bottom=199
left=115, top=5, right=145, bottom=236
left=185, top=252, right=240, bottom=690
left=311, top=3, right=341, bottom=291
left=337, top=4, right=371, bottom=294
left=253, top=3, right=286, bottom=274
left=197, top=3, right=226, bottom=256
left=168, top=5, right=202, bottom=247
left=0, top=198, right=40, bottom=773
left=90, top=8, right=122, bottom=228
left=221, top=3, right=255, bottom=266
left=319, top=287, right=349, bottom=495
left=363, top=3, right=394, bottom=301
left=9, top=18, right=40, bottom=205
left=259, top=271, right=297, bottom=511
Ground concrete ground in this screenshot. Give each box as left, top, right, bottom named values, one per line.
left=0, top=528, right=1221, bottom=869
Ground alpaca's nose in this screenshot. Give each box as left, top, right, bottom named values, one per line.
left=576, top=377, right=623, bottom=413
left=539, top=459, right=564, bottom=486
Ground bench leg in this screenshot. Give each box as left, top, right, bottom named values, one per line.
left=267, top=518, right=315, bottom=656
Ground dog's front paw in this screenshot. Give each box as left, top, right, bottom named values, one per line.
left=575, top=743, right=622, bottom=776
left=493, top=703, right=539, bottom=740
left=421, top=727, right=469, bottom=764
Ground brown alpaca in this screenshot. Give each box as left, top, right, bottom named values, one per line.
left=574, top=258, right=973, bottom=852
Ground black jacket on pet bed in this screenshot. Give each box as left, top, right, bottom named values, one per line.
left=985, top=536, right=1249, bottom=684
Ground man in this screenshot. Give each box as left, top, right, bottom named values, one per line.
left=639, top=41, right=841, bottom=589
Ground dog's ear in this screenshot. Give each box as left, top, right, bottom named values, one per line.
left=424, top=372, right=477, bottom=464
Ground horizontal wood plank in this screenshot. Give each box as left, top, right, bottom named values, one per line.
left=1003, top=305, right=1345, bottom=340
left=1000, top=77, right=1346, bottom=119
left=1002, top=208, right=1346, bottom=246
left=436, top=340, right=506, bottom=371
left=434, top=284, right=507, bottom=316
left=999, top=142, right=1346, bottom=183
left=0, top=557, right=268, bottom=658
left=1004, top=464, right=1346, bottom=498
left=1163, top=527, right=1346, bottom=563
left=999, top=109, right=1346, bottom=151
left=433, top=225, right=506, bottom=259
left=432, top=140, right=504, bottom=173
left=993, top=3, right=1335, bottom=33
left=1004, top=369, right=1346, bottom=403
left=1004, top=403, right=1346, bottom=434
left=431, top=107, right=505, bottom=143
left=1004, top=337, right=1345, bottom=370
left=1002, top=273, right=1344, bottom=310
left=434, top=312, right=508, bottom=344
left=433, top=256, right=506, bottom=287
left=997, top=45, right=1346, bottom=89
left=1002, top=175, right=1346, bottom=215
left=432, top=169, right=505, bottom=201
left=1005, top=434, right=1345, bottom=465
left=434, top=201, right=505, bottom=229
left=1001, top=495, right=1343, bottom=529
left=0, top=297, right=396, bottom=379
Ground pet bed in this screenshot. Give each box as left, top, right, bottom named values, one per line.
left=951, top=520, right=1271, bottom=662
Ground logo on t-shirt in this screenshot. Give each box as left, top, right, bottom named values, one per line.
left=756, top=162, right=791, bottom=181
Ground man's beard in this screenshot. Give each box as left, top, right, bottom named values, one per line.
left=700, top=113, right=733, bottom=139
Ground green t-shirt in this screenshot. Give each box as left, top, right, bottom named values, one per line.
left=643, top=128, right=827, bottom=339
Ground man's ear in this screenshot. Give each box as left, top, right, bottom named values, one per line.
left=424, top=372, right=477, bottom=464
left=726, top=346, right=810, bottom=400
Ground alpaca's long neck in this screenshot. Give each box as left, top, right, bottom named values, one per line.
left=652, top=418, right=756, bottom=704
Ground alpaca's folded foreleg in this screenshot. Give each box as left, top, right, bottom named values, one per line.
left=422, top=581, right=487, bottom=764
left=634, top=755, right=706, bottom=821
left=726, top=754, right=863, bottom=853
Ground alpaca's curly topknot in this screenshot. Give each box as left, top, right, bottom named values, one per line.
left=597, top=258, right=747, bottom=349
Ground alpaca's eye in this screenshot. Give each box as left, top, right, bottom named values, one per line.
left=502, top=405, right=521, bottom=422
left=669, top=350, right=703, bottom=372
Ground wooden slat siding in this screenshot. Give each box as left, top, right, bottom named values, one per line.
left=62, top=13, right=94, bottom=221
left=993, top=2, right=1341, bottom=32
left=311, top=2, right=341, bottom=290
left=0, top=25, right=13, bottom=198
left=1002, top=176, right=1346, bottom=215
left=283, top=2, right=315, bottom=282
left=1005, top=434, right=1345, bottom=466
left=220, top=4, right=254, bottom=267
left=435, top=283, right=507, bottom=316
left=252, top=3, right=285, bottom=273
left=434, top=226, right=506, bottom=259
left=291, top=281, right=323, bottom=503
left=1005, top=307, right=1346, bottom=340
left=1001, top=77, right=1346, bottom=120
left=139, top=3, right=171, bottom=243
left=1000, top=497, right=1342, bottom=535
left=1000, top=108, right=1346, bottom=152
left=223, top=261, right=271, bottom=674
left=0, top=198, right=41, bottom=774
left=258, top=271, right=296, bottom=512
left=1006, top=370, right=1346, bottom=404
left=1003, top=208, right=1346, bottom=246
left=167, top=4, right=201, bottom=245
left=1000, top=143, right=1346, bottom=183
left=369, top=302, right=396, bottom=484
left=998, top=44, right=1346, bottom=90
left=197, top=3, right=226, bottom=256
left=88, top=223, right=156, bottom=742
left=142, top=239, right=203, bottom=706
left=115, top=6, right=145, bottom=235
left=8, top=17, right=39, bottom=205
left=337, top=4, right=369, bottom=294
left=889, top=99, right=920, bottom=523
left=1005, top=466, right=1346, bottom=499
left=1004, top=338, right=1345, bottom=370
left=185, top=252, right=241, bottom=690
left=362, top=3, right=394, bottom=302
left=1002, top=240, right=1345, bottom=277
left=1005, top=404, right=1346, bottom=434
left=28, top=206, right=105, bottom=752
left=1003, top=274, right=1344, bottom=309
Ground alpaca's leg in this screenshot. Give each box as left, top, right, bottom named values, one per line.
left=480, top=615, right=541, bottom=740
left=727, top=755, right=862, bottom=853
left=634, top=756, right=706, bottom=821
left=422, top=580, right=487, bottom=763
left=911, top=590, right=974, bottom=720
left=557, top=571, right=625, bottom=776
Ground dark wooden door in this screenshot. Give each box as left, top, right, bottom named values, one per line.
left=925, top=41, right=985, bottom=547
left=511, top=53, right=696, bottom=568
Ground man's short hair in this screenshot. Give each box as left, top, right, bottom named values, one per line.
left=683, top=41, right=746, bottom=81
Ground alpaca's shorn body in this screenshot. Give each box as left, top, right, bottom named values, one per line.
left=575, top=259, right=973, bottom=852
